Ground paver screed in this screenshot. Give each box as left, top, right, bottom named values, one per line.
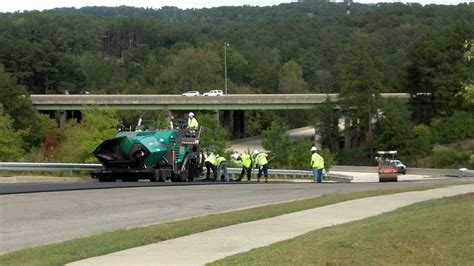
left=69, top=184, right=473, bottom=265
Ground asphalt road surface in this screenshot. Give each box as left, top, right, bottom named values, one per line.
left=0, top=178, right=467, bottom=253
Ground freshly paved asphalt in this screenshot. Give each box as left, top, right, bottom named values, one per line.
left=0, top=178, right=468, bottom=253
left=0, top=180, right=220, bottom=195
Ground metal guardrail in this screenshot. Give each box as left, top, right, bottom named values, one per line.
left=3, top=162, right=466, bottom=181
left=0, top=162, right=351, bottom=182
left=0, top=162, right=102, bottom=171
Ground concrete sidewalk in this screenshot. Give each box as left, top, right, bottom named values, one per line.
left=329, top=171, right=446, bottom=183
left=69, top=184, right=473, bottom=266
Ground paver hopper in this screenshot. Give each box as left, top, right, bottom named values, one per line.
left=91, top=121, right=203, bottom=182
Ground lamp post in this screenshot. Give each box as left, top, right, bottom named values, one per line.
left=224, top=42, right=229, bottom=95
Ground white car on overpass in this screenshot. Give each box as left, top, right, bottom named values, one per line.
left=203, top=90, right=224, bottom=96
left=181, top=91, right=200, bottom=96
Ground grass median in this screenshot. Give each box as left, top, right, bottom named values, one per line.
left=211, top=192, right=474, bottom=265
left=0, top=181, right=472, bottom=265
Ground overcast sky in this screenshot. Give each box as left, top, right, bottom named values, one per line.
left=0, top=0, right=470, bottom=13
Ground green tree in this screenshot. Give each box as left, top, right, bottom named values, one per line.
left=430, top=111, right=474, bottom=144
left=289, top=138, right=312, bottom=170
left=373, top=99, right=414, bottom=161
left=0, top=65, right=36, bottom=131
left=314, top=100, right=341, bottom=152
left=246, top=48, right=280, bottom=93
left=199, top=113, right=229, bottom=156
left=117, top=110, right=171, bottom=130
left=277, top=60, right=307, bottom=94
left=57, top=109, right=120, bottom=163
left=219, top=44, right=249, bottom=89
left=339, top=35, right=383, bottom=156
left=142, top=54, right=161, bottom=87
left=0, top=64, right=55, bottom=150
left=405, top=23, right=473, bottom=123
left=261, top=120, right=292, bottom=168
left=0, top=107, right=26, bottom=161
left=460, top=39, right=474, bottom=105
left=410, top=124, right=432, bottom=158
left=28, top=112, right=58, bottom=148
left=319, top=148, right=335, bottom=171
left=158, top=48, right=222, bottom=93
left=73, top=52, right=127, bottom=93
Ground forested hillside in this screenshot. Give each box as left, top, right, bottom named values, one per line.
left=0, top=2, right=473, bottom=167
left=0, top=2, right=472, bottom=95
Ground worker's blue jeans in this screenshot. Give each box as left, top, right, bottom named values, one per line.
left=257, top=164, right=269, bottom=182
left=217, top=162, right=229, bottom=182
left=312, top=168, right=323, bottom=183
left=257, top=164, right=268, bottom=177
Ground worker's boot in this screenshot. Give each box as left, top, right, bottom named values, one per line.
left=264, top=176, right=268, bottom=183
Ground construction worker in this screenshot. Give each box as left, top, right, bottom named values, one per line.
left=169, top=115, right=175, bottom=130
left=187, top=112, right=199, bottom=129
left=216, top=155, right=229, bottom=182
left=252, top=149, right=269, bottom=183
left=187, top=112, right=199, bottom=137
left=235, top=153, right=252, bottom=181
left=310, top=146, right=324, bottom=183
left=204, top=152, right=218, bottom=180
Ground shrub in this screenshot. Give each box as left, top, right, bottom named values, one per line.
left=432, top=146, right=471, bottom=169
left=468, top=154, right=474, bottom=169
left=408, top=124, right=433, bottom=158
left=431, top=111, right=474, bottom=144
left=56, top=109, right=120, bottom=163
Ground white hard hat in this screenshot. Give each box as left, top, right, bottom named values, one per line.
left=189, top=112, right=194, bottom=117
left=311, top=146, right=317, bottom=152
left=231, top=153, right=240, bottom=160
left=252, top=149, right=260, bottom=155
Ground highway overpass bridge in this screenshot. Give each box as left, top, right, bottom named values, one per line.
left=31, top=93, right=409, bottom=138
left=30, top=93, right=409, bottom=111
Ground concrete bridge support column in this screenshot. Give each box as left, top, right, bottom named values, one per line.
left=233, top=110, right=245, bottom=139
left=58, top=111, right=67, bottom=128
left=222, top=110, right=232, bottom=139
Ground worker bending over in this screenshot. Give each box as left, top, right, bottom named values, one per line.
left=252, top=150, right=269, bottom=183
left=235, top=153, right=252, bottom=181
left=216, top=155, right=229, bottom=182
left=204, top=152, right=218, bottom=180
left=205, top=153, right=229, bottom=182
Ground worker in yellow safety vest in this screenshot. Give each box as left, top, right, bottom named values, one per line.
left=187, top=112, right=199, bottom=129
left=235, top=153, right=252, bottom=181
left=204, top=152, right=218, bottom=180
left=216, top=155, right=229, bottom=182
left=252, top=149, right=269, bottom=183
left=310, top=146, right=324, bottom=183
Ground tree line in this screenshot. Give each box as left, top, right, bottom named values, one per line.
left=0, top=2, right=473, bottom=169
